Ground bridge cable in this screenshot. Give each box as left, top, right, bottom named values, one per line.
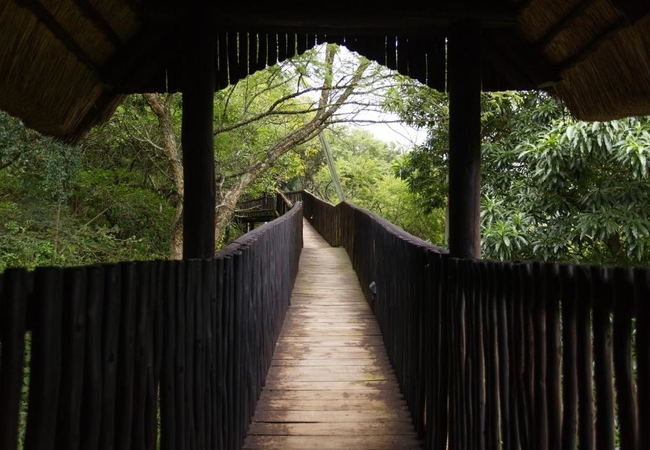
left=318, top=132, right=346, bottom=203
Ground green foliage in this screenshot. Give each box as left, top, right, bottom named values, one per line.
left=0, top=108, right=174, bottom=272
left=0, top=196, right=161, bottom=273
left=385, top=82, right=650, bottom=266
left=1, top=111, right=81, bottom=204
left=212, top=47, right=330, bottom=200
left=2, top=45, right=376, bottom=266
left=74, top=168, right=175, bottom=250
left=513, top=115, right=650, bottom=265
left=313, top=126, right=446, bottom=245
left=1, top=47, right=427, bottom=267
left=385, top=81, right=450, bottom=212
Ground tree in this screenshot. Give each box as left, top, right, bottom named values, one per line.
left=1, top=110, right=82, bottom=269
left=75, top=96, right=178, bottom=258
left=211, top=44, right=371, bottom=246
left=385, top=81, right=650, bottom=266
left=141, top=93, right=185, bottom=257
left=504, top=114, right=650, bottom=265
left=1, top=110, right=171, bottom=272
left=135, top=43, right=383, bottom=257
left=312, top=126, right=446, bottom=245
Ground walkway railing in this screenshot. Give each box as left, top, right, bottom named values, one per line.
left=0, top=202, right=303, bottom=450
left=300, top=190, right=649, bottom=450
left=235, top=191, right=297, bottom=223
left=3, top=190, right=648, bottom=450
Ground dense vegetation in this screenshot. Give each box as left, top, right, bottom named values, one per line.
left=386, top=82, right=650, bottom=266
left=1, top=109, right=175, bottom=271
left=0, top=45, right=401, bottom=271
left=3, top=45, right=650, bottom=272
left=310, top=127, right=445, bottom=244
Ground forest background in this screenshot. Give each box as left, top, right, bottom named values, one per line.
left=2, top=44, right=650, bottom=273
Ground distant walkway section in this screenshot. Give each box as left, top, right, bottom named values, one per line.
left=243, top=219, right=421, bottom=449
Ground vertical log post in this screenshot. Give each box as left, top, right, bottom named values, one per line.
left=182, top=3, right=216, bottom=259
left=448, top=22, right=482, bottom=259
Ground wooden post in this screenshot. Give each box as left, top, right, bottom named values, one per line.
left=447, top=22, right=482, bottom=259
left=182, top=5, right=216, bottom=259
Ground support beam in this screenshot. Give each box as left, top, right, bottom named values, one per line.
left=182, top=6, right=216, bottom=259
left=447, top=22, right=482, bottom=259
left=143, top=4, right=517, bottom=34
left=101, top=25, right=168, bottom=90
left=318, top=133, right=345, bottom=203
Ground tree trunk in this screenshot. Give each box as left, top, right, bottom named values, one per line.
left=142, top=93, right=185, bottom=259
left=170, top=205, right=183, bottom=259
left=215, top=187, right=246, bottom=245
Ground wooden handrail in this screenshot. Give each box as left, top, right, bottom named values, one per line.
left=0, top=202, right=304, bottom=450
left=301, top=189, right=648, bottom=450
left=3, top=190, right=645, bottom=450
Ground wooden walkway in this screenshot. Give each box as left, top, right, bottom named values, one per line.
left=243, top=220, right=422, bottom=449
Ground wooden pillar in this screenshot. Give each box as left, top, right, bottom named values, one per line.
left=447, top=22, right=482, bottom=259
left=182, top=6, right=215, bottom=259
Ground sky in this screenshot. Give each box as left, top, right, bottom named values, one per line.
left=353, top=111, right=427, bottom=148
left=292, top=42, right=429, bottom=150
left=329, top=45, right=428, bottom=149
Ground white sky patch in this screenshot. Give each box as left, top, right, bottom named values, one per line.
left=351, top=110, right=427, bottom=148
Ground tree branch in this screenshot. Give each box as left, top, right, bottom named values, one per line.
left=214, top=86, right=323, bottom=135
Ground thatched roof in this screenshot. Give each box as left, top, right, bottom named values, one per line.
left=1, top=0, right=649, bottom=141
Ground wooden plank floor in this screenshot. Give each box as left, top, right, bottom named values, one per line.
left=243, top=219, right=422, bottom=449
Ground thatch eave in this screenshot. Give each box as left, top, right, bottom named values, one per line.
left=1, top=0, right=650, bottom=141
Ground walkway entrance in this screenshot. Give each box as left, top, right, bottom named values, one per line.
left=243, top=220, right=421, bottom=449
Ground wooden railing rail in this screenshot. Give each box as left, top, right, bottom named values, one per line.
left=301, top=190, right=649, bottom=450
left=0, top=202, right=303, bottom=450
left=234, top=195, right=278, bottom=223
left=236, top=195, right=277, bottom=213
left=235, top=192, right=302, bottom=223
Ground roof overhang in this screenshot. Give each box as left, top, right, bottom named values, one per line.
left=1, top=0, right=649, bottom=141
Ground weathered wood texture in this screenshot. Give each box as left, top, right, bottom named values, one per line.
left=243, top=220, right=421, bottom=449
left=235, top=192, right=296, bottom=224
left=235, top=195, right=279, bottom=224
left=0, top=202, right=303, bottom=450
left=181, top=6, right=216, bottom=259
left=448, top=22, right=482, bottom=259
left=2, top=191, right=648, bottom=449
left=300, top=191, right=647, bottom=450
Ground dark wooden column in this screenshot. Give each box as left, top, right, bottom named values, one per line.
left=447, top=22, right=482, bottom=259
left=182, top=7, right=216, bottom=259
